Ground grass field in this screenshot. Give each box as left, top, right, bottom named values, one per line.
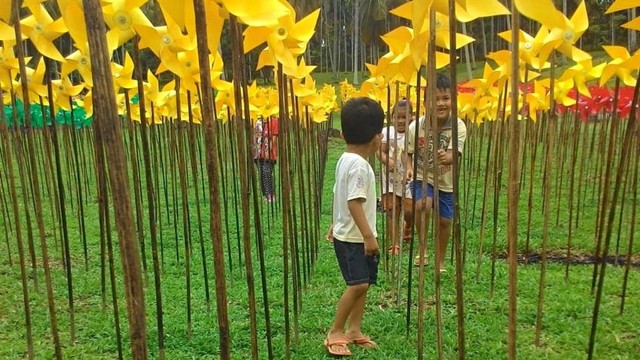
left=0, top=114, right=639, bottom=359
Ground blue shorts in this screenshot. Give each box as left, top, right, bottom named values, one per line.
left=410, top=180, right=454, bottom=220
left=333, top=239, right=379, bottom=286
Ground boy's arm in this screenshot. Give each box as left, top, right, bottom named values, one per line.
left=347, top=198, right=379, bottom=256
left=405, top=152, right=414, bottom=180
left=377, top=143, right=394, bottom=170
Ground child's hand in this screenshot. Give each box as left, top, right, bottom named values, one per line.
left=387, top=158, right=395, bottom=172
left=326, top=224, right=334, bottom=243
left=405, top=168, right=413, bottom=181
left=364, top=235, right=379, bottom=256
left=437, top=149, right=449, bottom=165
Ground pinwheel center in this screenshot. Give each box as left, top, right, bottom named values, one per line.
left=79, top=56, right=89, bottom=66
left=114, top=11, right=132, bottom=30
left=563, top=31, right=574, bottom=42
left=523, top=42, right=532, bottom=50
left=34, top=24, right=44, bottom=34
left=184, top=60, right=192, bottom=68
left=275, top=27, right=288, bottom=40
left=58, top=85, right=64, bottom=91
left=162, top=35, right=173, bottom=46
left=114, top=72, right=121, bottom=78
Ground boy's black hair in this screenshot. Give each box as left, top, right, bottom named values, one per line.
left=341, top=97, right=384, bottom=145
left=435, top=73, right=452, bottom=91
left=392, top=98, right=413, bottom=116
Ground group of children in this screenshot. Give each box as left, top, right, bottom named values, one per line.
left=325, top=74, right=467, bottom=356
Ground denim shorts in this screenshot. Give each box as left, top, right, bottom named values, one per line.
left=410, top=180, right=454, bottom=220
left=333, top=239, right=379, bottom=286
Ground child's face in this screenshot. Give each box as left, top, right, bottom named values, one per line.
left=393, top=107, right=409, bottom=133
left=433, top=88, right=452, bottom=123
left=369, top=132, right=383, bottom=154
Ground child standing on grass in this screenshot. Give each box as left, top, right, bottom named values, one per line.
left=378, top=99, right=414, bottom=255
left=325, top=97, right=384, bottom=357
left=405, top=74, right=467, bottom=272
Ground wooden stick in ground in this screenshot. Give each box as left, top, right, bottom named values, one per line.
left=186, top=90, right=211, bottom=313
left=587, top=66, right=640, bottom=360
left=93, top=103, right=125, bottom=360
left=507, top=6, right=521, bottom=358
left=193, top=0, right=231, bottom=357
left=10, top=1, right=61, bottom=356
left=132, top=38, right=166, bottom=359
left=45, top=66, right=76, bottom=342
left=619, top=132, right=638, bottom=315
left=68, top=101, right=89, bottom=270
left=228, top=15, right=259, bottom=359
left=174, top=79, right=194, bottom=338
left=565, top=108, right=582, bottom=278
left=535, top=53, right=556, bottom=347
left=83, top=0, right=148, bottom=357
left=591, top=78, right=621, bottom=294
left=123, top=92, right=148, bottom=280
left=0, top=88, right=33, bottom=360
left=448, top=0, right=465, bottom=357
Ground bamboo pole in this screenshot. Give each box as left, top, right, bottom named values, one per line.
left=132, top=39, right=165, bottom=359
left=229, top=15, right=259, bottom=359
left=193, top=0, right=231, bottom=356
left=587, top=66, right=640, bottom=360
left=11, top=2, right=61, bottom=356
left=83, top=0, right=148, bottom=357
left=507, top=4, right=521, bottom=358
left=448, top=0, right=465, bottom=358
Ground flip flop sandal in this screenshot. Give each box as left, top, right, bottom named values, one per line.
left=324, top=338, right=352, bottom=357
left=349, top=336, right=378, bottom=349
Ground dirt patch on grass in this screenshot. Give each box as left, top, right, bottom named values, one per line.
left=496, top=249, right=640, bottom=268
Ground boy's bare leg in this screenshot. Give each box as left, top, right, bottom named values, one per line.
left=345, top=288, right=368, bottom=338
left=415, top=198, right=433, bottom=263
left=328, top=283, right=369, bottom=340
left=436, top=218, right=452, bottom=271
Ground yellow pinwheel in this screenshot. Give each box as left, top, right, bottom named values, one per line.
left=111, top=52, right=138, bottom=93
left=20, top=3, right=68, bottom=62
left=0, top=46, right=21, bottom=89
left=525, top=80, right=550, bottom=122
left=102, top=0, right=153, bottom=45
left=515, top=0, right=591, bottom=64
left=599, top=46, right=640, bottom=87
left=76, top=90, right=93, bottom=118
left=498, top=28, right=549, bottom=69
left=558, top=59, right=605, bottom=97
left=0, top=19, right=15, bottom=45
left=0, top=1, right=10, bottom=24
left=15, top=58, right=48, bottom=104
left=242, top=3, right=319, bottom=72
left=606, top=0, right=640, bottom=31
left=51, top=76, right=84, bottom=111
left=135, top=11, right=196, bottom=58
left=487, top=50, right=540, bottom=84
left=156, top=49, right=201, bottom=93
left=62, top=30, right=119, bottom=88
left=540, top=77, right=576, bottom=107
left=220, top=0, right=289, bottom=27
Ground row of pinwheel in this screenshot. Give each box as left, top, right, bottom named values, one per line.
left=0, top=0, right=339, bottom=126
left=338, top=0, right=638, bottom=124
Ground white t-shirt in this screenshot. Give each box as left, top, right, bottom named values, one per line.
left=332, top=152, right=377, bottom=243
left=380, top=126, right=411, bottom=197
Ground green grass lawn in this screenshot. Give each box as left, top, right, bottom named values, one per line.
left=0, top=117, right=639, bottom=359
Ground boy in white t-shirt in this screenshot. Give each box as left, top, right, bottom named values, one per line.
left=324, top=97, right=384, bottom=356
left=378, top=99, right=414, bottom=255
